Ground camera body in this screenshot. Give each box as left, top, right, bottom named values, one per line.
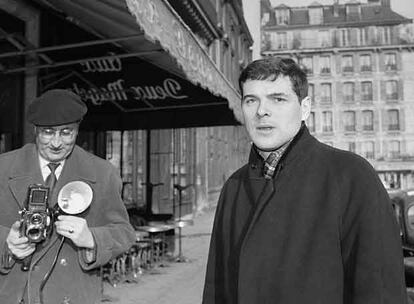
left=20, top=184, right=53, bottom=243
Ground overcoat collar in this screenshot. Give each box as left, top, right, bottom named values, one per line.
left=247, top=124, right=314, bottom=179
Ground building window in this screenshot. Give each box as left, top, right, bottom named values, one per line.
left=299, top=56, right=313, bottom=74
left=389, top=140, right=400, bottom=158
left=319, top=30, right=330, bottom=47
left=343, top=82, right=355, bottom=102
left=348, top=142, right=356, bottom=153
left=387, top=109, right=400, bottom=131
left=382, top=26, right=392, bottom=44
left=343, top=111, right=356, bottom=132
left=275, top=9, right=290, bottom=25
left=359, top=27, right=369, bottom=45
left=362, top=141, right=375, bottom=159
left=276, top=32, right=287, bottom=49
left=360, top=54, right=372, bottom=72
left=339, top=28, right=351, bottom=46
left=308, top=83, right=315, bottom=104
left=385, top=80, right=398, bottom=100
left=385, top=53, right=397, bottom=71
left=342, top=55, right=354, bottom=73
left=361, top=81, right=373, bottom=102
left=309, top=7, right=323, bottom=25
left=322, top=111, right=333, bottom=132
left=320, top=83, right=332, bottom=103
left=320, top=55, right=331, bottom=74
left=362, top=110, right=374, bottom=131
left=307, top=112, right=315, bottom=132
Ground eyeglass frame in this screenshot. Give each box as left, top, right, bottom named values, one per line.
left=35, top=125, right=78, bottom=142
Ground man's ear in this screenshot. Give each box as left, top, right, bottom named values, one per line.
left=300, top=96, right=311, bottom=121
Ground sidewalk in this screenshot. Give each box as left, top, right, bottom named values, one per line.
left=102, top=207, right=216, bottom=304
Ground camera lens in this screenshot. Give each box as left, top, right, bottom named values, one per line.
left=27, top=228, right=42, bottom=242
left=30, top=213, right=44, bottom=225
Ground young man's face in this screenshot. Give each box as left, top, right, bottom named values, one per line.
left=241, top=76, right=310, bottom=152
left=35, top=123, right=79, bottom=162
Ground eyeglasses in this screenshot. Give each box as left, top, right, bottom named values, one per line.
left=37, top=127, right=77, bottom=141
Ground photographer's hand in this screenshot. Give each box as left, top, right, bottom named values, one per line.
left=55, top=216, right=95, bottom=249
left=6, top=221, right=36, bottom=259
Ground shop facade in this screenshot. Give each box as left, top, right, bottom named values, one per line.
left=0, top=0, right=252, bottom=219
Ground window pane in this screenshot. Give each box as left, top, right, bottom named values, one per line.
left=387, top=109, right=400, bottom=130
left=344, top=111, right=356, bottom=131
left=362, top=110, right=374, bottom=131
left=343, top=82, right=355, bottom=102
left=321, top=83, right=332, bottom=103
left=361, top=81, right=373, bottom=101
left=320, top=56, right=331, bottom=74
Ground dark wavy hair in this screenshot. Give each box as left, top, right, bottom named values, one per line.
left=238, top=57, right=308, bottom=103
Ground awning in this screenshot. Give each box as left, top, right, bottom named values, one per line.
left=26, top=0, right=243, bottom=126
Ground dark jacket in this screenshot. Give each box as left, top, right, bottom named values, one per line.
left=203, top=126, right=407, bottom=304
left=0, top=144, right=136, bottom=304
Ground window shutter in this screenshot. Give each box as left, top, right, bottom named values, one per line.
left=381, top=109, right=388, bottom=131
left=398, top=78, right=404, bottom=101
left=373, top=109, right=380, bottom=132
left=336, top=82, right=342, bottom=104
left=400, top=108, right=405, bottom=131
left=380, top=80, right=386, bottom=102
left=373, top=80, right=378, bottom=103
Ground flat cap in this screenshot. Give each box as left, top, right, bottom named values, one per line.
left=27, top=89, right=87, bottom=126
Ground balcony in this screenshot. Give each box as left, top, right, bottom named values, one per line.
left=323, top=126, right=333, bottom=133
left=388, top=124, right=400, bottom=131
left=320, top=96, right=332, bottom=104
left=385, top=64, right=397, bottom=71
left=343, top=95, right=355, bottom=103
left=360, top=65, right=372, bottom=72
left=363, top=125, right=374, bottom=131
left=320, top=67, right=331, bottom=74
left=361, top=95, right=373, bottom=102
left=342, top=66, right=354, bottom=73
left=386, top=93, right=399, bottom=101
left=344, top=125, right=356, bottom=132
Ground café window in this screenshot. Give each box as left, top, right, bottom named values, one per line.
left=299, top=56, right=313, bottom=74
left=343, top=82, right=355, bottom=103
left=322, top=111, right=333, bottom=132
left=361, top=81, right=373, bottom=102
left=343, top=111, right=356, bottom=132
left=362, top=141, right=375, bottom=159
left=341, top=55, right=354, bottom=73
left=387, top=109, right=400, bottom=131
left=360, top=54, right=372, bottom=72
left=319, top=55, right=331, bottom=74
left=320, top=83, right=332, bottom=103
left=362, top=110, right=374, bottom=131
left=385, top=80, right=398, bottom=100
left=307, top=112, right=315, bottom=132
left=385, top=53, right=397, bottom=71
left=389, top=140, right=400, bottom=159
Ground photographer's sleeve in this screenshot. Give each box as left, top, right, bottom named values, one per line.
left=78, top=166, right=135, bottom=271
left=0, top=227, right=15, bottom=273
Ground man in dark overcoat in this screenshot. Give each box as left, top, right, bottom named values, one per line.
left=202, top=58, right=408, bottom=304
left=0, top=89, right=136, bottom=304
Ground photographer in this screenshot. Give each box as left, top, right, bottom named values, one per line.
left=0, top=89, right=136, bottom=304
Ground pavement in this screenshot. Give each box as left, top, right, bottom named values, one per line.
left=102, top=206, right=216, bottom=304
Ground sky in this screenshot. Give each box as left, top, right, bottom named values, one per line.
left=269, top=0, right=414, bottom=20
